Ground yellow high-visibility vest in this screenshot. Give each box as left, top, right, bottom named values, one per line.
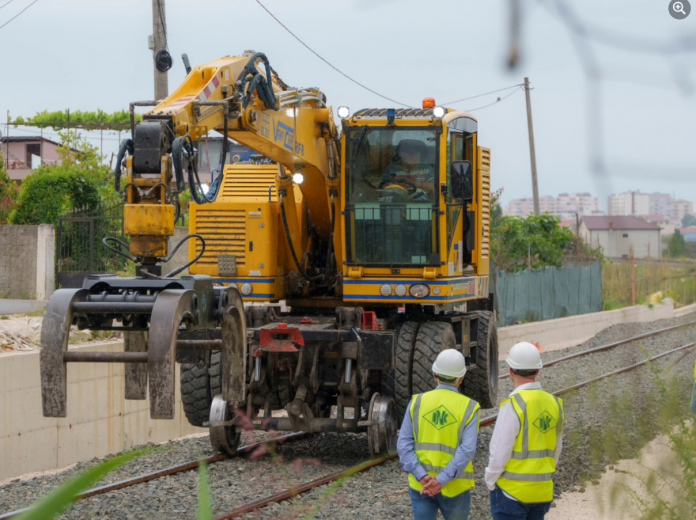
left=497, top=389, right=565, bottom=503
left=408, top=389, right=480, bottom=497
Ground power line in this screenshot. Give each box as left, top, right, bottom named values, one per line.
left=0, top=0, right=39, bottom=31
left=253, top=0, right=411, bottom=108
left=0, top=0, right=17, bottom=11
left=462, top=86, right=525, bottom=112
left=442, top=83, right=524, bottom=106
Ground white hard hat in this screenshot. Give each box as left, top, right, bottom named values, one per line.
left=506, top=342, right=543, bottom=370
left=432, top=349, right=467, bottom=379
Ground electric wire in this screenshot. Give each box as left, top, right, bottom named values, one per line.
left=464, top=85, right=525, bottom=112
left=0, top=0, right=17, bottom=10
left=253, top=0, right=411, bottom=108
left=0, top=0, right=39, bottom=31
left=441, top=83, right=524, bottom=106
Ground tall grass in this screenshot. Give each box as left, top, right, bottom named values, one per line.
left=602, top=260, right=696, bottom=309
left=605, top=350, right=696, bottom=520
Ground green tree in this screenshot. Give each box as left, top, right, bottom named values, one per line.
left=668, top=229, right=687, bottom=258
left=681, top=213, right=696, bottom=228
left=9, top=131, right=112, bottom=225
left=11, top=109, right=139, bottom=130
left=491, top=213, right=575, bottom=272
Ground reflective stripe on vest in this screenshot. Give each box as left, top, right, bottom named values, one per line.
left=408, top=389, right=480, bottom=497
left=497, top=390, right=564, bottom=504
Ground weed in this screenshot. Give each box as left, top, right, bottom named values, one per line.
left=0, top=315, right=8, bottom=320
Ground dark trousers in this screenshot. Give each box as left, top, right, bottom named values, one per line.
left=490, top=487, right=552, bottom=520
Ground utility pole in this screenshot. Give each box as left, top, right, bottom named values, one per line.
left=524, top=77, right=540, bottom=216
left=151, top=0, right=169, bottom=101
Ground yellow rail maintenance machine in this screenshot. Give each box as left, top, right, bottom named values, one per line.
left=40, top=52, right=497, bottom=456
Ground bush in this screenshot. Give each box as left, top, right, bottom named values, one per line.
left=491, top=214, right=576, bottom=272
left=10, top=169, right=101, bottom=225
left=0, top=156, right=19, bottom=223
left=10, top=130, right=118, bottom=225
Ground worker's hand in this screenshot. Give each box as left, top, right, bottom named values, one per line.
left=420, top=477, right=442, bottom=496
left=419, top=476, right=435, bottom=496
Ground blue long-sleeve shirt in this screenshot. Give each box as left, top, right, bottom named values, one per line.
left=396, top=384, right=479, bottom=487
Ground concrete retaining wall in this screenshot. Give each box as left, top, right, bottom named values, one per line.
left=0, top=341, right=203, bottom=482
left=166, top=227, right=191, bottom=277
left=0, top=225, right=55, bottom=300
left=497, top=299, right=676, bottom=356
left=674, top=303, right=696, bottom=318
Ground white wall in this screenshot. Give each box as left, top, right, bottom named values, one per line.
left=0, top=342, right=204, bottom=481
left=582, top=227, right=660, bottom=259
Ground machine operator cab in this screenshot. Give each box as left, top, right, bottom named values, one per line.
left=340, top=102, right=482, bottom=286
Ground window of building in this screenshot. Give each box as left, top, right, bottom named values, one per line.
left=622, top=233, right=628, bottom=238
left=26, top=143, right=41, bottom=169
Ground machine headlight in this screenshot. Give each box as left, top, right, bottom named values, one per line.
left=432, top=287, right=441, bottom=296
left=394, top=284, right=407, bottom=297
left=241, top=283, right=253, bottom=296
left=292, top=172, right=304, bottom=184
left=380, top=284, right=393, bottom=297
left=432, top=106, right=446, bottom=118
left=409, top=284, right=430, bottom=298
left=337, top=106, right=350, bottom=118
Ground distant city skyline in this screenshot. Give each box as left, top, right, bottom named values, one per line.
left=504, top=190, right=695, bottom=228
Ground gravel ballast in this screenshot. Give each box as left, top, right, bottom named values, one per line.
left=0, top=313, right=694, bottom=519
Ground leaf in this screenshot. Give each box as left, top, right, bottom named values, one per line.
left=14, top=449, right=146, bottom=520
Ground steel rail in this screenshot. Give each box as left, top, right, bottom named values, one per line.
left=498, top=320, right=696, bottom=380
left=216, top=455, right=393, bottom=519
left=216, top=341, right=696, bottom=518
left=0, top=432, right=310, bottom=520
left=483, top=341, right=696, bottom=427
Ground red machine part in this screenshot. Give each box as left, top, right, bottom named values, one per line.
left=362, top=311, right=383, bottom=331
left=257, top=323, right=305, bottom=354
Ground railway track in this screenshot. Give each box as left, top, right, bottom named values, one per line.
left=1, top=321, right=694, bottom=519
left=216, top=340, right=696, bottom=519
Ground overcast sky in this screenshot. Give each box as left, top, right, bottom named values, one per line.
left=1, top=0, right=694, bottom=209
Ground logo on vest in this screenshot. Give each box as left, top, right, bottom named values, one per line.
left=424, top=405, right=458, bottom=430
left=533, top=411, right=556, bottom=433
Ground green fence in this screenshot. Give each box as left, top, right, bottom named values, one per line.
left=492, top=262, right=603, bottom=327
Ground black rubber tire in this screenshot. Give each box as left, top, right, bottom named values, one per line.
left=180, top=352, right=222, bottom=427
left=462, top=311, right=498, bottom=409
left=411, top=322, right=457, bottom=396
left=383, top=321, right=419, bottom=421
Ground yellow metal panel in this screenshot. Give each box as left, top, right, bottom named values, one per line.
left=124, top=205, right=174, bottom=236
left=189, top=204, right=246, bottom=275
left=218, top=164, right=278, bottom=202
left=477, top=147, right=491, bottom=276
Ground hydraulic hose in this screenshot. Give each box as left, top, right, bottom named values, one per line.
left=114, top=139, right=133, bottom=192
left=237, top=52, right=279, bottom=111
left=279, top=194, right=326, bottom=286
left=325, top=195, right=336, bottom=273
left=172, top=135, right=222, bottom=204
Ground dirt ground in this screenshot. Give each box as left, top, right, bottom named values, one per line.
left=548, top=433, right=679, bottom=520
left=0, top=312, right=120, bottom=354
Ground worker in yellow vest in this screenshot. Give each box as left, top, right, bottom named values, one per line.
left=397, top=349, right=480, bottom=520
left=485, top=342, right=564, bottom=520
